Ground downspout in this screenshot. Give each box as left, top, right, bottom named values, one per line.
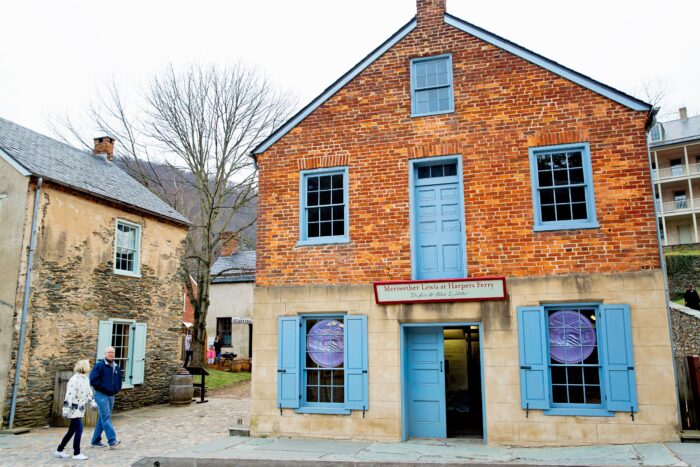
left=8, top=177, right=43, bottom=429
left=645, top=111, right=683, bottom=428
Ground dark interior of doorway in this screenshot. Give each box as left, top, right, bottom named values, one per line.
left=444, top=326, right=483, bottom=438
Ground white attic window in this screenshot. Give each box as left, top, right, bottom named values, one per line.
left=649, top=123, right=664, bottom=143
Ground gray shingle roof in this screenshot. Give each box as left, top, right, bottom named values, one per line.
left=0, top=117, right=189, bottom=225
left=651, top=115, right=700, bottom=148
left=211, top=251, right=256, bottom=283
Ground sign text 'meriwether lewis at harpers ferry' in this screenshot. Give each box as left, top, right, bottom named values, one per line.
left=373, top=277, right=507, bottom=305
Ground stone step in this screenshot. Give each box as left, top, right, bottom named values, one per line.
left=228, top=426, right=250, bottom=437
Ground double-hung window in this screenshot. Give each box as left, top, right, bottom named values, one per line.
left=299, top=167, right=349, bottom=245
left=114, top=220, right=141, bottom=276
left=277, top=314, right=368, bottom=414
left=517, top=303, right=636, bottom=416
left=528, top=143, right=599, bottom=231
left=96, top=319, right=147, bottom=388
left=410, top=54, right=454, bottom=117
left=217, top=317, right=232, bottom=346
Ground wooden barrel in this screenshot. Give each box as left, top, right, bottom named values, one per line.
left=169, top=368, right=194, bottom=405
left=240, top=359, right=251, bottom=372
left=231, top=360, right=242, bottom=372
left=52, top=371, right=98, bottom=427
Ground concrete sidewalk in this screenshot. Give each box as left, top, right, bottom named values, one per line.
left=134, top=436, right=700, bottom=466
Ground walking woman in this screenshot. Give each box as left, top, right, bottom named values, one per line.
left=55, top=359, right=94, bottom=460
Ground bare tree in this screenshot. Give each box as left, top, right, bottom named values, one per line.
left=54, top=65, right=291, bottom=366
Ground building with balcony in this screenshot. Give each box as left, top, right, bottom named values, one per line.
left=651, top=108, right=700, bottom=245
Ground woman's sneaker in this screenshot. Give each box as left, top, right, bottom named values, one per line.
left=72, top=453, right=88, bottom=460
left=54, top=451, right=69, bottom=458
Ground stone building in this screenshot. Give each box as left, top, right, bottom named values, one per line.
left=0, top=117, right=189, bottom=427
left=249, top=0, right=679, bottom=446
left=208, top=233, right=255, bottom=359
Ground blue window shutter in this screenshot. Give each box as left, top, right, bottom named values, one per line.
left=131, top=323, right=147, bottom=385
left=277, top=316, right=300, bottom=408
left=96, top=320, right=113, bottom=362
left=517, top=306, right=550, bottom=410
left=344, top=315, right=368, bottom=410
left=600, top=304, right=637, bottom=412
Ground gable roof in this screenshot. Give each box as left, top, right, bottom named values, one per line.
left=0, top=117, right=189, bottom=225
left=211, top=251, right=256, bottom=284
left=252, top=12, right=651, bottom=157
left=651, top=114, right=700, bottom=148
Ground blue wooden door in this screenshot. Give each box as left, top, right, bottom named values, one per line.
left=414, top=164, right=464, bottom=279
left=406, top=327, right=446, bottom=438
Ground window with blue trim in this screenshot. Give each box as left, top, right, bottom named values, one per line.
left=517, top=303, right=637, bottom=417
left=299, top=167, right=348, bottom=245
left=528, top=143, right=599, bottom=231
left=277, top=314, right=368, bottom=414
left=649, top=123, right=663, bottom=143
left=410, top=54, right=454, bottom=117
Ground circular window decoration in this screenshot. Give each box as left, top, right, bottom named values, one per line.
left=307, top=319, right=344, bottom=368
left=548, top=310, right=596, bottom=364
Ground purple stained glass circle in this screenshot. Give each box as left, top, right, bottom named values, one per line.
left=548, top=310, right=596, bottom=364
left=307, top=319, right=344, bottom=368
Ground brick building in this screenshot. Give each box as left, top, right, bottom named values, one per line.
left=250, top=0, right=678, bottom=445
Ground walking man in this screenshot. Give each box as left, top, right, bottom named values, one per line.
left=89, top=346, right=122, bottom=448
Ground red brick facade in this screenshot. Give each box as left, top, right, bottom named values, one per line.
left=256, top=5, right=657, bottom=286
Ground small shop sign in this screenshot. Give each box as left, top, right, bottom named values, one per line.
left=373, top=277, right=506, bottom=305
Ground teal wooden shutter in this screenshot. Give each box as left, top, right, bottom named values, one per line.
left=96, top=320, right=113, bottom=362
left=517, top=306, right=550, bottom=410
left=131, top=323, right=147, bottom=385
left=344, top=315, right=368, bottom=410
left=277, top=316, right=300, bottom=408
left=600, top=304, right=637, bottom=412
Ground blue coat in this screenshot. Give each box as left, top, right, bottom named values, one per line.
left=90, top=359, right=122, bottom=396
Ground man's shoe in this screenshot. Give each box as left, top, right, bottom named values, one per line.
left=54, top=451, right=69, bottom=458
left=109, top=440, right=122, bottom=449
left=90, top=442, right=107, bottom=448
left=72, top=453, right=88, bottom=460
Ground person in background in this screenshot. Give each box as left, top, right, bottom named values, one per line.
left=89, top=346, right=122, bottom=449
left=184, top=329, right=193, bottom=368
left=55, top=359, right=94, bottom=461
left=207, top=345, right=215, bottom=365
left=684, top=283, right=700, bottom=310
left=214, top=335, right=223, bottom=364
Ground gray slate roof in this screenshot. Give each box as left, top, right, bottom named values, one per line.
left=0, top=117, right=189, bottom=225
left=651, top=114, right=700, bottom=148
left=211, top=251, right=256, bottom=283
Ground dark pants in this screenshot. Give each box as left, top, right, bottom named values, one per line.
left=58, top=418, right=83, bottom=455
left=184, top=350, right=193, bottom=368
left=215, top=350, right=221, bottom=364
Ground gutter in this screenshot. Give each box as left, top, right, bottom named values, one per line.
left=8, top=177, right=42, bottom=429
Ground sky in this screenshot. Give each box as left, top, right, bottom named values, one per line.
left=1, top=0, right=698, bottom=138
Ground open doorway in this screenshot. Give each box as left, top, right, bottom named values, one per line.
left=444, top=326, right=483, bottom=438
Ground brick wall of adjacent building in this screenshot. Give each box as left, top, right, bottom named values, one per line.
left=255, top=6, right=656, bottom=287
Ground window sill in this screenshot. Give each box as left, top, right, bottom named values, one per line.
left=113, top=269, right=142, bottom=278
left=544, top=407, right=614, bottom=417
left=533, top=221, right=600, bottom=232
left=411, top=109, right=454, bottom=118
left=295, top=407, right=351, bottom=415
left=296, top=237, right=350, bottom=247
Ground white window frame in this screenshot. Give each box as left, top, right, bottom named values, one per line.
left=113, top=219, right=142, bottom=277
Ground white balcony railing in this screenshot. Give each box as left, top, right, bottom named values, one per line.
left=657, top=198, right=700, bottom=214
left=653, top=163, right=700, bottom=180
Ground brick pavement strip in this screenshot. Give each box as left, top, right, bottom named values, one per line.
left=0, top=397, right=249, bottom=466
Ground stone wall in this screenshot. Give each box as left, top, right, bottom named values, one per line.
left=2, top=183, right=187, bottom=427
left=670, top=307, right=700, bottom=357
left=251, top=270, right=679, bottom=446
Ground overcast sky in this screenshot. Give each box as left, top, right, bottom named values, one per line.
left=2, top=0, right=698, bottom=137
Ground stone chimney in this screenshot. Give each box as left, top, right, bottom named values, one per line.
left=680, top=107, right=688, bottom=121
left=93, top=136, right=115, bottom=161
left=417, top=0, right=446, bottom=25
left=219, top=231, right=238, bottom=256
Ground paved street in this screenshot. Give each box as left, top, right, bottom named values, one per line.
left=0, top=394, right=249, bottom=466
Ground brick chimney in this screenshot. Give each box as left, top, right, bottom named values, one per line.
left=219, top=231, right=238, bottom=256
left=93, top=136, right=115, bottom=161
left=680, top=107, right=688, bottom=121
left=417, top=0, right=446, bottom=25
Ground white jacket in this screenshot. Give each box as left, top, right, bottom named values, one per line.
left=62, top=373, right=94, bottom=419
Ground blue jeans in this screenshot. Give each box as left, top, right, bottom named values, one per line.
left=91, top=392, right=117, bottom=446
left=58, top=417, right=83, bottom=455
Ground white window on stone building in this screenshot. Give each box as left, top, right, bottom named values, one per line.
left=114, top=219, right=141, bottom=276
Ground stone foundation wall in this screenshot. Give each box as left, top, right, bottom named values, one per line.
left=250, top=270, right=679, bottom=446
left=2, top=185, right=186, bottom=427
left=670, top=308, right=700, bottom=357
